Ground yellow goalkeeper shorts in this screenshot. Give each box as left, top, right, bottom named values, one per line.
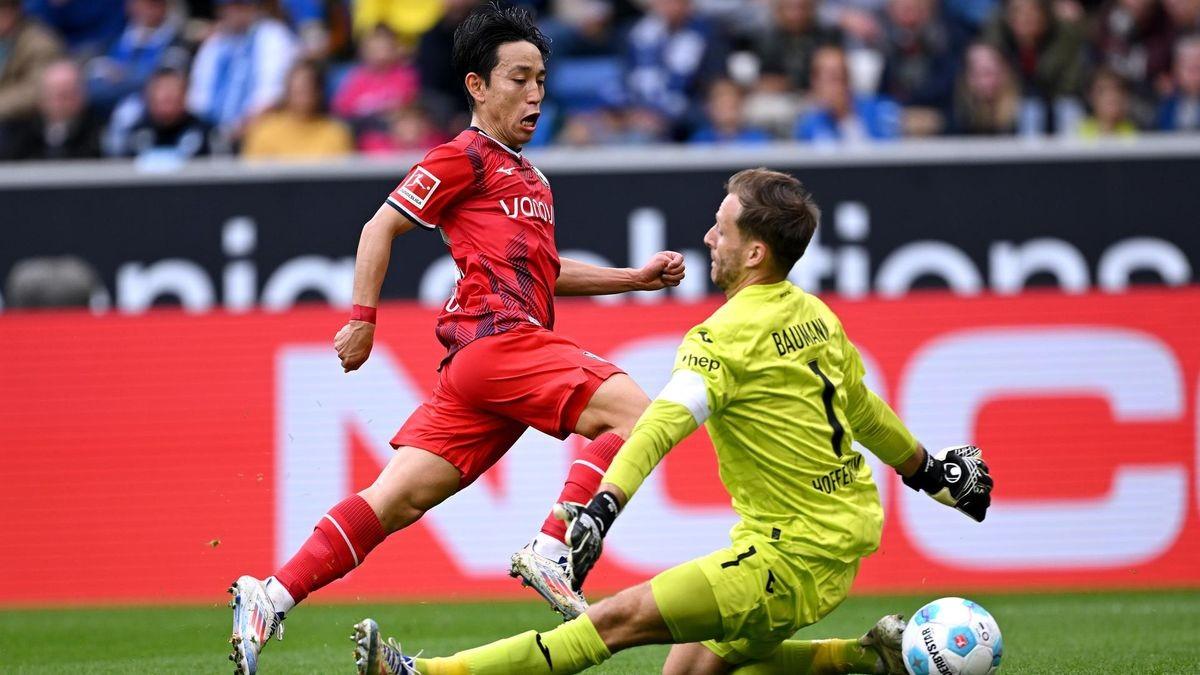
left=650, top=530, right=860, bottom=664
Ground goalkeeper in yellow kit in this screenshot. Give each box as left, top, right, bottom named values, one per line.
left=351, top=169, right=994, bottom=675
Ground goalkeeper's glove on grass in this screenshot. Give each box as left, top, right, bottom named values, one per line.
left=902, top=445, right=993, bottom=522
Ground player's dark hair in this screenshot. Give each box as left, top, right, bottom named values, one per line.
left=452, top=2, right=550, bottom=109
left=725, top=168, right=821, bottom=275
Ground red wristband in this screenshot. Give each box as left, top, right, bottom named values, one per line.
left=350, top=304, right=377, bottom=324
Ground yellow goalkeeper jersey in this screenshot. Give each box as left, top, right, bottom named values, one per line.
left=605, top=280, right=917, bottom=563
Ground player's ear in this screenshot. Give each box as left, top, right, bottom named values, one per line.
left=465, top=71, right=488, bottom=106
left=745, top=241, right=768, bottom=270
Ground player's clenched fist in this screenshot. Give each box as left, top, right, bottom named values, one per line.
left=902, top=445, right=994, bottom=522
left=635, top=250, right=686, bottom=290
left=334, top=320, right=375, bottom=372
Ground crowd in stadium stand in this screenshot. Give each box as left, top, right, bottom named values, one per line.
left=0, top=0, right=1198, bottom=162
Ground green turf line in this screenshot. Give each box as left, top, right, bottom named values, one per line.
left=1, top=590, right=1197, bottom=674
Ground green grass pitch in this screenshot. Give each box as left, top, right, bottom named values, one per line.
left=1, top=590, right=1196, bottom=673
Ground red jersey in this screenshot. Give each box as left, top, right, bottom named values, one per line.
left=387, top=128, right=560, bottom=359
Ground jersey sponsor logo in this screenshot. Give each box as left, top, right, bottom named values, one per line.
left=771, top=318, right=831, bottom=357
left=397, top=167, right=441, bottom=209
left=680, top=352, right=721, bottom=372
left=495, top=166, right=518, bottom=176
left=499, top=196, right=555, bottom=224
left=811, top=454, right=865, bottom=494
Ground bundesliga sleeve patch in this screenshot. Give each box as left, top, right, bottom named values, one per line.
left=396, top=166, right=441, bottom=209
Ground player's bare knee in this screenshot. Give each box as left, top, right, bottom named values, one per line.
left=359, top=485, right=426, bottom=533
left=587, top=583, right=670, bottom=652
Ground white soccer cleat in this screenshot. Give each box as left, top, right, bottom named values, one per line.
left=227, top=575, right=285, bottom=675
left=352, top=618, right=420, bottom=675
left=860, top=613, right=908, bottom=675
left=509, top=542, right=589, bottom=620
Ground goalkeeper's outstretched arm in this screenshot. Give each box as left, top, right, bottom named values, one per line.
left=843, top=368, right=993, bottom=522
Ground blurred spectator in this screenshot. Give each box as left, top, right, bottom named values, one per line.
left=623, top=0, right=729, bottom=138
left=556, top=108, right=626, bottom=145
left=751, top=0, right=842, bottom=92
left=416, top=0, right=480, bottom=129
left=1157, top=33, right=1200, bottom=129
left=540, top=0, right=621, bottom=57
left=187, top=0, right=297, bottom=144
left=0, top=59, right=101, bottom=159
left=795, top=44, right=902, bottom=140
left=24, top=0, right=125, bottom=57
left=242, top=59, right=353, bottom=159
left=1092, top=0, right=1173, bottom=100
left=280, top=0, right=330, bottom=57
left=0, top=0, right=62, bottom=122
left=1164, top=0, right=1200, bottom=33
left=985, top=0, right=1087, bottom=100
left=878, top=0, right=962, bottom=135
left=85, top=0, right=189, bottom=111
left=950, top=41, right=1022, bottom=133
left=1078, top=66, right=1140, bottom=133
left=4, top=256, right=100, bottom=309
left=354, top=0, right=444, bottom=44
left=358, top=101, right=446, bottom=154
left=690, top=78, right=772, bottom=142
left=111, top=68, right=211, bottom=161
left=944, top=0, right=1003, bottom=32
left=331, top=24, right=418, bottom=122
left=621, top=105, right=674, bottom=142
left=820, top=0, right=886, bottom=44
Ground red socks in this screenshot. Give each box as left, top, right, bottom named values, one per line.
left=272, top=437, right=623, bottom=605
left=540, top=433, right=624, bottom=542
left=273, top=494, right=387, bottom=605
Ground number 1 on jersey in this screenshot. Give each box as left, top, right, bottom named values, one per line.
left=807, top=359, right=845, bottom=458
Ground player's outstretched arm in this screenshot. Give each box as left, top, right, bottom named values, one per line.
left=334, top=204, right=418, bottom=372
left=846, top=387, right=994, bottom=522
left=555, top=251, right=685, bottom=296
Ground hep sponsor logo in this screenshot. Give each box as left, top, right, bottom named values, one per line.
left=680, top=353, right=721, bottom=372
left=398, top=167, right=441, bottom=209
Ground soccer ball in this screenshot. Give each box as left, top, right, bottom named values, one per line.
left=902, top=597, right=1003, bottom=675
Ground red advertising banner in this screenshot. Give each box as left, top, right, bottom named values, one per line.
left=1, top=289, right=1198, bottom=604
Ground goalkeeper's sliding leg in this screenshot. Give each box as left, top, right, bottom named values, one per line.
left=353, top=547, right=906, bottom=675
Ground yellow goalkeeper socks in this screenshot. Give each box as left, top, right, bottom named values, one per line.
left=729, top=638, right=878, bottom=674
left=416, top=614, right=611, bottom=675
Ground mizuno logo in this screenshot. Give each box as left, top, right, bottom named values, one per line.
left=495, top=166, right=518, bottom=176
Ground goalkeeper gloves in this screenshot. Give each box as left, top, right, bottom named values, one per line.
left=902, top=445, right=993, bottom=522
left=553, top=491, right=622, bottom=590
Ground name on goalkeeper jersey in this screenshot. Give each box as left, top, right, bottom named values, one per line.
left=771, top=318, right=831, bottom=356
left=812, top=454, right=864, bottom=494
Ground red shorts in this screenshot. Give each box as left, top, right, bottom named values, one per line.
left=391, top=323, right=624, bottom=487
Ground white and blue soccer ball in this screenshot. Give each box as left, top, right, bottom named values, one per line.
left=901, top=597, right=1003, bottom=675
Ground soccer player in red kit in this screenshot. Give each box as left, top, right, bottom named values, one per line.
left=227, top=5, right=686, bottom=674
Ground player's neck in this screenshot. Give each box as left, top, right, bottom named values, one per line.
left=470, top=116, right=522, bottom=154
left=723, top=271, right=786, bottom=299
